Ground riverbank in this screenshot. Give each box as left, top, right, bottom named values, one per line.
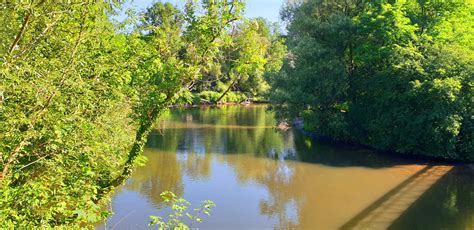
left=172, top=98, right=269, bottom=108
left=290, top=117, right=472, bottom=164
left=171, top=103, right=470, bottom=164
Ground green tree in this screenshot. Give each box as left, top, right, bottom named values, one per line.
left=0, top=1, right=135, bottom=226
left=192, top=18, right=286, bottom=104
left=0, top=0, right=245, bottom=227
left=99, top=0, right=245, bottom=195
left=269, top=0, right=473, bottom=160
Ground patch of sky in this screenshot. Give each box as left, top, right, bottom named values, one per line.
left=113, top=0, right=286, bottom=23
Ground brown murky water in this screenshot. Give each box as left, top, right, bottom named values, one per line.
left=100, top=105, right=474, bottom=229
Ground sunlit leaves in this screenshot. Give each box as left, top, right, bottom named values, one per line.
left=149, top=191, right=216, bottom=229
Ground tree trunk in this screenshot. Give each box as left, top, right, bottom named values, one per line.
left=216, top=80, right=235, bottom=104
left=96, top=108, right=160, bottom=201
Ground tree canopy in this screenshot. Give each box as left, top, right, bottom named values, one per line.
left=268, top=0, right=473, bottom=160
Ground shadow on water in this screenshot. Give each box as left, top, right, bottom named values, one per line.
left=287, top=130, right=439, bottom=169
left=340, top=166, right=437, bottom=229
left=336, top=164, right=474, bottom=230
left=389, top=165, right=474, bottom=230
left=339, top=165, right=460, bottom=229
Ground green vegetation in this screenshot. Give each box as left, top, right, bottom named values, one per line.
left=149, top=191, right=215, bottom=229
left=268, top=0, right=473, bottom=161
left=137, top=2, right=286, bottom=105
left=0, top=0, right=243, bottom=227
left=1, top=0, right=472, bottom=228
left=188, top=17, right=286, bottom=104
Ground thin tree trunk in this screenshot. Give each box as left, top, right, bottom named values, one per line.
left=216, top=80, right=235, bottom=104
left=95, top=108, right=159, bottom=201
left=96, top=93, right=175, bottom=200
left=105, top=114, right=155, bottom=186
left=7, top=0, right=46, bottom=57
left=8, top=11, right=32, bottom=55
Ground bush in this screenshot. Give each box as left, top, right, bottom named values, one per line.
left=223, top=91, right=247, bottom=103
left=198, top=91, right=222, bottom=103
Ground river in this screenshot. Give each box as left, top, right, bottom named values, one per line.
left=100, top=105, right=474, bottom=229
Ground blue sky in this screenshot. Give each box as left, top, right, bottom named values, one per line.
left=120, top=0, right=286, bottom=23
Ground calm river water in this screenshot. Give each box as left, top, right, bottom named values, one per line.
left=100, top=105, right=474, bottom=229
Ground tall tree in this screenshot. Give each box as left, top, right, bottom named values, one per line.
left=98, top=0, right=245, bottom=195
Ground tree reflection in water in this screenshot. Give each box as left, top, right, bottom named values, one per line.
left=108, top=105, right=474, bottom=229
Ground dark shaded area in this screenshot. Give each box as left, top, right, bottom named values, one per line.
left=289, top=130, right=438, bottom=169
left=389, top=165, right=474, bottom=230
left=340, top=166, right=435, bottom=230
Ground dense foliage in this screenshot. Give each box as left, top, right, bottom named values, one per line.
left=189, top=18, right=286, bottom=104
left=137, top=3, right=286, bottom=106
left=0, top=0, right=243, bottom=227
left=269, top=0, right=473, bottom=160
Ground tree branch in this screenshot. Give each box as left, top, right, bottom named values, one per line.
left=8, top=11, right=32, bottom=55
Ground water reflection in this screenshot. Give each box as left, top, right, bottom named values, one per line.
left=124, top=151, right=184, bottom=208
left=103, top=105, right=474, bottom=229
